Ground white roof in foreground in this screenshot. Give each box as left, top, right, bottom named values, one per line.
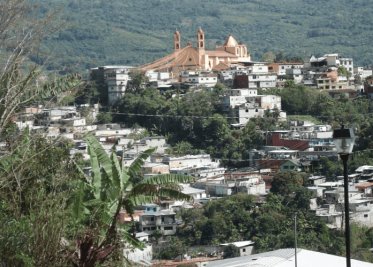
left=206, top=248, right=373, bottom=267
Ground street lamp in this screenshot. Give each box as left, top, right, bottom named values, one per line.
left=333, top=125, right=356, bottom=267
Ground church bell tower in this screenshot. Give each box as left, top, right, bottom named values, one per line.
left=197, top=27, right=205, bottom=50
left=174, top=30, right=181, bottom=51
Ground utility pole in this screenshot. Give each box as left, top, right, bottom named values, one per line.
left=294, top=213, right=298, bottom=267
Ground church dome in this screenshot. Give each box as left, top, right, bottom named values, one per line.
left=224, top=35, right=238, bottom=47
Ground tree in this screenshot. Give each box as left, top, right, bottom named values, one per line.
left=0, top=0, right=81, bottom=135
left=338, top=66, right=351, bottom=79
left=96, top=112, right=113, bottom=124
left=261, top=51, right=276, bottom=63
left=0, top=131, right=79, bottom=266
left=156, top=237, right=186, bottom=260
left=127, top=70, right=148, bottom=92
left=71, top=135, right=194, bottom=266
left=167, top=141, right=200, bottom=156
left=270, top=171, right=306, bottom=195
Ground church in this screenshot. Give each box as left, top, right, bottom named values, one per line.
left=140, top=28, right=251, bottom=73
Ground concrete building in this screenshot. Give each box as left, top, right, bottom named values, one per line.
left=268, top=62, right=304, bottom=76
left=90, top=65, right=134, bottom=105
left=354, top=67, right=372, bottom=81
left=247, top=73, right=277, bottom=89
left=196, top=174, right=266, bottom=197
left=163, top=154, right=220, bottom=171
left=220, top=241, right=254, bottom=257
left=350, top=198, right=373, bottom=227
left=285, top=68, right=303, bottom=84
left=180, top=70, right=218, bottom=87
left=315, top=204, right=343, bottom=229
left=142, top=162, right=170, bottom=175
left=139, top=204, right=177, bottom=235
left=105, top=67, right=132, bottom=105
left=232, top=94, right=284, bottom=125
left=316, top=69, right=349, bottom=90
left=222, top=88, right=258, bottom=110
left=340, top=57, right=354, bottom=74
left=236, top=102, right=264, bottom=125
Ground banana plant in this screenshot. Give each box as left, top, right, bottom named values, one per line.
left=71, top=134, right=194, bottom=267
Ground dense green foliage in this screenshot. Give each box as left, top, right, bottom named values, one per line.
left=176, top=191, right=345, bottom=254
left=114, top=88, right=265, bottom=163
left=33, top=0, right=373, bottom=72
left=0, top=133, right=78, bottom=266
left=175, top=174, right=373, bottom=260
left=261, top=84, right=373, bottom=150
left=113, top=84, right=373, bottom=166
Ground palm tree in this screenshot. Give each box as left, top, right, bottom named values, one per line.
left=70, top=134, right=193, bottom=267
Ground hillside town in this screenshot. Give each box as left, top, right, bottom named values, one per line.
left=6, top=28, right=373, bottom=266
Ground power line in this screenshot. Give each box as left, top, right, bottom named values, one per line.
left=105, top=111, right=373, bottom=121
left=106, top=111, right=239, bottom=119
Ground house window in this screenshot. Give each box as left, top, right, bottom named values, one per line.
left=243, top=248, right=246, bottom=252
left=164, top=226, right=173, bottom=230
left=151, top=217, right=154, bottom=221
left=364, top=214, right=368, bottom=218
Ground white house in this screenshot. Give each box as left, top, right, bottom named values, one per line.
left=220, top=241, right=255, bottom=257
left=354, top=67, right=372, bottom=80
left=247, top=73, right=277, bottom=89
left=236, top=103, right=264, bottom=125
left=163, top=154, right=220, bottom=170
left=340, top=57, right=354, bottom=74
left=222, top=88, right=258, bottom=110
left=349, top=198, right=373, bottom=227
left=180, top=70, right=218, bottom=87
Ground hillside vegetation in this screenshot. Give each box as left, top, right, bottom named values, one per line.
left=35, top=0, right=373, bottom=72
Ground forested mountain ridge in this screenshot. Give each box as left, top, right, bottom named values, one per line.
left=35, top=0, right=373, bottom=72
